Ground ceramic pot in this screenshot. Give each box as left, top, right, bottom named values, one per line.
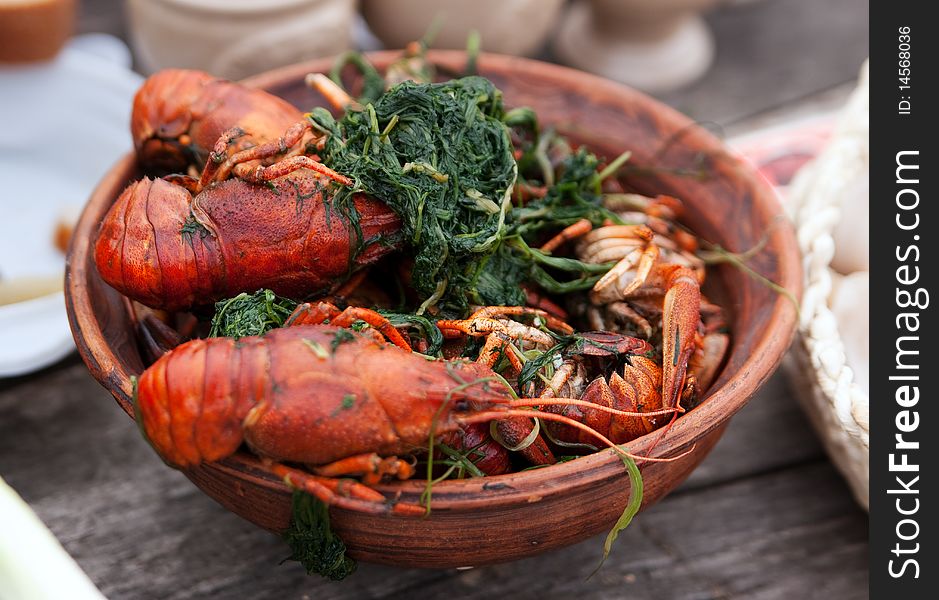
left=0, top=0, right=75, bottom=63
left=360, top=0, right=564, bottom=56
left=554, top=0, right=721, bottom=93
left=126, top=0, right=355, bottom=79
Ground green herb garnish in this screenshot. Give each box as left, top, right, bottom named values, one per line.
left=311, top=76, right=517, bottom=316
left=282, top=491, right=356, bottom=581
left=180, top=212, right=210, bottom=245
left=591, top=450, right=643, bottom=578
left=329, top=328, right=356, bottom=352
left=377, top=311, right=444, bottom=356
left=208, top=289, right=298, bottom=339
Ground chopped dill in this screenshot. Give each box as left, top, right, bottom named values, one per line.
left=311, top=76, right=517, bottom=316
left=329, top=329, right=356, bottom=352
left=282, top=491, right=356, bottom=581
left=314, top=50, right=642, bottom=317
left=179, top=213, right=210, bottom=245
left=208, top=289, right=298, bottom=339
left=302, top=339, right=330, bottom=359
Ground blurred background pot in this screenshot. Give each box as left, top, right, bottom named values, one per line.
left=0, top=0, right=76, bottom=63
left=360, top=0, right=565, bottom=56
left=554, top=0, right=721, bottom=93
left=126, top=0, right=355, bottom=80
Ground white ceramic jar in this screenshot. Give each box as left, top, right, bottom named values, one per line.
left=554, top=0, right=721, bottom=93
left=126, top=0, right=355, bottom=80
left=360, top=0, right=565, bottom=57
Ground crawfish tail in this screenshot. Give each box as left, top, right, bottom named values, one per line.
left=94, top=175, right=401, bottom=311
left=136, top=335, right=258, bottom=468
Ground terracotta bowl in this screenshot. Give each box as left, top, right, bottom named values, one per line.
left=65, top=51, right=801, bottom=568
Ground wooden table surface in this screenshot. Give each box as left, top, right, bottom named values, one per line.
left=1, top=1, right=869, bottom=598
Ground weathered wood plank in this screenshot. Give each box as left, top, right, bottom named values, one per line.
left=682, top=373, right=825, bottom=491
left=400, top=463, right=868, bottom=600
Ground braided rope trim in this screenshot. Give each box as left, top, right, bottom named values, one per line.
left=787, top=60, right=869, bottom=451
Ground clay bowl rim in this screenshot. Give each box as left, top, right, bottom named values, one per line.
left=65, top=50, right=801, bottom=511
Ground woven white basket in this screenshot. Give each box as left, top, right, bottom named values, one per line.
left=785, top=61, right=869, bottom=510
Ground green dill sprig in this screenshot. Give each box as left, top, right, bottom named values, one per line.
left=282, top=491, right=357, bottom=581
left=590, top=450, right=643, bottom=578
left=179, top=213, right=210, bottom=245
left=516, top=331, right=649, bottom=393
left=208, top=289, right=298, bottom=339
left=377, top=311, right=445, bottom=356
left=311, top=76, right=517, bottom=316
left=468, top=146, right=630, bottom=305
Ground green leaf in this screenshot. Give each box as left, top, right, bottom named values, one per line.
left=317, top=76, right=517, bottom=316
left=282, top=491, right=356, bottom=581
left=591, top=449, right=643, bottom=578
left=377, top=311, right=445, bottom=356
left=207, top=289, right=298, bottom=339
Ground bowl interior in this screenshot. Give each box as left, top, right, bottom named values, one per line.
left=66, top=51, right=800, bottom=542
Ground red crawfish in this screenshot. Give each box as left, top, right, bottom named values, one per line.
left=132, top=69, right=311, bottom=173
left=134, top=324, right=676, bottom=514
left=435, top=306, right=683, bottom=465
left=94, top=164, right=400, bottom=312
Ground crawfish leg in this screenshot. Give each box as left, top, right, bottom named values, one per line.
left=306, top=73, right=356, bottom=111
left=590, top=237, right=659, bottom=305
left=285, top=301, right=341, bottom=327
left=271, top=463, right=424, bottom=516
left=474, top=333, right=555, bottom=466
left=469, top=305, right=574, bottom=335
left=607, top=301, right=654, bottom=339
left=539, top=218, right=592, bottom=253
left=498, top=361, right=580, bottom=466
left=251, top=155, right=353, bottom=187
left=437, top=318, right=555, bottom=346
left=224, top=120, right=314, bottom=180
left=312, top=453, right=416, bottom=487
left=330, top=308, right=412, bottom=351
left=286, top=302, right=394, bottom=345
left=197, top=127, right=249, bottom=189
left=477, top=333, right=524, bottom=373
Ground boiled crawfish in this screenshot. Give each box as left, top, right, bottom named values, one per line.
left=94, top=163, right=400, bottom=311
left=134, top=323, right=660, bottom=514
left=430, top=195, right=729, bottom=458
left=575, top=194, right=730, bottom=397
left=99, top=68, right=427, bottom=312
left=132, top=69, right=311, bottom=173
